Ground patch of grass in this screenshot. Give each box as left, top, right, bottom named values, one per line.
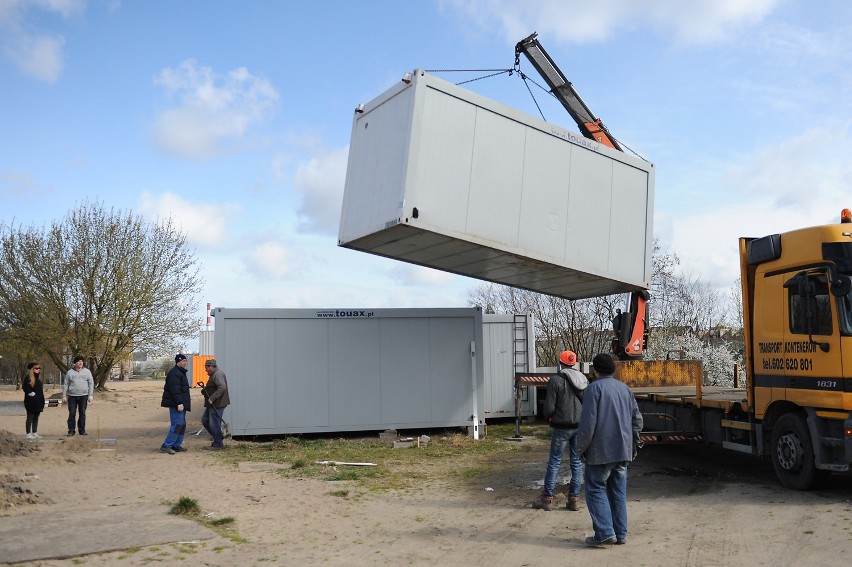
left=210, top=423, right=550, bottom=492
left=116, top=546, right=143, bottom=560
left=169, top=496, right=201, bottom=517
left=174, top=543, right=198, bottom=554
left=166, top=496, right=241, bottom=542
left=328, top=469, right=367, bottom=481
left=459, top=467, right=483, bottom=479
left=328, top=489, right=349, bottom=498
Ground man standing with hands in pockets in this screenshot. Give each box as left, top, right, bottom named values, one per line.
left=62, top=355, right=94, bottom=436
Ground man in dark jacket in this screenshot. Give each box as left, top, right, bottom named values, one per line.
left=201, top=359, right=230, bottom=450
left=576, top=353, right=643, bottom=547
left=533, top=350, right=588, bottom=511
left=160, top=354, right=191, bottom=455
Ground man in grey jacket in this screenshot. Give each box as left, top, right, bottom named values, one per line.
left=201, top=359, right=230, bottom=450
left=62, top=355, right=94, bottom=436
left=533, top=350, right=587, bottom=512
left=576, top=353, right=643, bottom=547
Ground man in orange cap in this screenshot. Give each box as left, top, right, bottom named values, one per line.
left=533, top=350, right=588, bottom=511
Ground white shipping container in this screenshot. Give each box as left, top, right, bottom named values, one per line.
left=339, top=70, right=654, bottom=299
left=213, top=307, right=485, bottom=436
left=482, top=314, right=537, bottom=419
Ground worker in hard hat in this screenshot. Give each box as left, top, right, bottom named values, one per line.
left=533, top=350, right=588, bottom=512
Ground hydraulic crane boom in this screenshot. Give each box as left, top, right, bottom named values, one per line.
left=515, top=32, right=622, bottom=151
left=516, top=33, right=646, bottom=358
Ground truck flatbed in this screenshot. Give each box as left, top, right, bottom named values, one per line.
left=632, top=386, right=748, bottom=411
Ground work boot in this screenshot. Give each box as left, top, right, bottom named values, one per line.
left=584, top=535, right=616, bottom=547
left=532, top=494, right=554, bottom=511
left=567, top=495, right=580, bottom=511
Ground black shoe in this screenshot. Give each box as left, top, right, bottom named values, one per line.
left=67, top=432, right=75, bottom=436
left=205, top=445, right=223, bottom=451
left=172, top=446, right=188, bottom=452
left=160, top=445, right=175, bottom=455
left=584, top=536, right=616, bottom=548
left=79, top=431, right=88, bottom=436
left=615, top=539, right=627, bottom=545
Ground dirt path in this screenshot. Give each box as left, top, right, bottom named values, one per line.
left=1, top=381, right=851, bottom=566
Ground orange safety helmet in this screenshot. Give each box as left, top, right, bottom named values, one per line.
left=558, top=350, right=577, bottom=366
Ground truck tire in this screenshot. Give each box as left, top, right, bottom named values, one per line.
left=770, top=413, right=822, bottom=490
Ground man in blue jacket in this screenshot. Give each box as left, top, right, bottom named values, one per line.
left=160, top=354, right=191, bottom=455
left=576, top=353, right=643, bottom=547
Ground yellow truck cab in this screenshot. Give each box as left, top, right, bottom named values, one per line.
left=740, top=208, right=852, bottom=488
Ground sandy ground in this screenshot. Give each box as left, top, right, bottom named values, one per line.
left=1, top=380, right=852, bottom=566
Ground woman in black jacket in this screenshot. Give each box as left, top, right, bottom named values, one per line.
left=23, top=362, right=45, bottom=440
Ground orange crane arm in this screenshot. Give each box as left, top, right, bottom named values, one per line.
left=515, top=32, right=622, bottom=151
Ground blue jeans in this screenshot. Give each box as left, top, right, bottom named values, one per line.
left=67, top=395, right=88, bottom=434
left=585, top=462, right=628, bottom=543
left=543, top=427, right=583, bottom=497
left=202, top=406, right=225, bottom=447
left=163, top=407, right=186, bottom=448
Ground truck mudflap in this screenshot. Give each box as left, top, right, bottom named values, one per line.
left=809, top=410, right=852, bottom=473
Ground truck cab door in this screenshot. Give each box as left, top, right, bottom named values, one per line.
left=782, top=272, right=843, bottom=403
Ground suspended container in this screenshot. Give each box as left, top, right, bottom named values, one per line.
left=339, top=70, right=654, bottom=299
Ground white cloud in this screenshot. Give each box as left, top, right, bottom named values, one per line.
left=0, top=169, right=39, bottom=198
left=291, top=146, right=349, bottom=235
left=242, top=239, right=303, bottom=280
left=0, top=0, right=84, bottom=83
left=731, top=127, right=852, bottom=207
left=664, top=126, right=852, bottom=290
left=153, top=59, right=279, bottom=159
left=137, top=191, right=235, bottom=247
left=446, top=0, right=778, bottom=45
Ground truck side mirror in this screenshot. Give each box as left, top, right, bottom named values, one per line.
left=830, top=275, right=852, bottom=297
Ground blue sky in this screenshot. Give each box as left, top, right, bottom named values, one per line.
left=3, top=0, right=852, bottom=342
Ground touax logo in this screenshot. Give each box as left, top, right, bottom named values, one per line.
left=549, top=126, right=599, bottom=151
left=315, top=309, right=375, bottom=318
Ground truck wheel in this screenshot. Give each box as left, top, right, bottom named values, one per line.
left=770, top=413, right=820, bottom=490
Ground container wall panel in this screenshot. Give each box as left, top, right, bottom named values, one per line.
left=378, top=318, right=432, bottom=424
left=328, top=320, right=382, bottom=426
left=274, top=319, right=330, bottom=429
left=427, top=317, right=477, bottom=424
left=226, top=319, right=277, bottom=432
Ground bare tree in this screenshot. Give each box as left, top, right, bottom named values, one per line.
left=0, top=332, right=38, bottom=388
left=468, top=283, right=619, bottom=365
left=0, top=201, right=203, bottom=390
